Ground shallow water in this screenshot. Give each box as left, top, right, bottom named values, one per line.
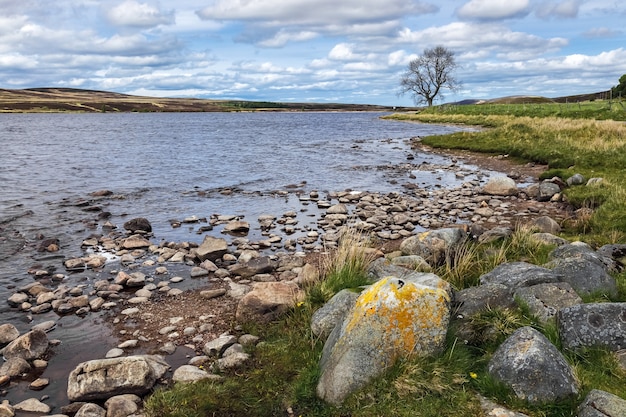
left=0, top=111, right=492, bottom=410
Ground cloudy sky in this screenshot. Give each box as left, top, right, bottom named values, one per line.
left=1, top=0, right=625, bottom=105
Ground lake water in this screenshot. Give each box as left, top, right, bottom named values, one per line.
left=0, top=111, right=485, bottom=409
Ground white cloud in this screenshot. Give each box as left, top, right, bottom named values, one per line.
left=257, top=29, right=318, bottom=48
left=536, top=0, right=581, bottom=19
left=457, top=0, right=530, bottom=21
left=397, top=22, right=567, bottom=59
left=106, top=0, right=175, bottom=28
left=196, top=0, right=437, bottom=25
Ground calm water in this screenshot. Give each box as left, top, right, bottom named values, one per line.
left=0, top=111, right=478, bottom=409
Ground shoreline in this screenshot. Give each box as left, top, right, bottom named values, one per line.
left=0, top=143, right=571, bottom=412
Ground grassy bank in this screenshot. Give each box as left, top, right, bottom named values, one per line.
left=387, top=104, right=626, bottom=244
left=144, top=102, right=626, bottom=416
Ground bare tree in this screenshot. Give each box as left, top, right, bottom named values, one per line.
left=399, top=46, right=460, bottom=107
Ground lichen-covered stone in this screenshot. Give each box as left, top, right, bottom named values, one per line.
left=479, top=262, right=560, bottom=289
left=513, top=282, right=582, bottom=323
left=577, top=389, right=626, bottom=417
left=311, top=289, right=359, bottom=340
left=558, top=303, right=626, bottom=351
left=317, top=273, right=452, bottom=405
left=488, top=327, right=578, bottom=403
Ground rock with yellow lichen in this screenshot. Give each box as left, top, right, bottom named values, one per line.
left=316, top=273, right=452, bottom=405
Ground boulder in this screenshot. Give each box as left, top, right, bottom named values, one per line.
left=577, top=389, right=626, bottom=417
left=529, top=216, right=561, bottom=234
left=549, top=257, right=618, bottom=298
left=1, top=330, right=48, bottom=361
left=454, top=283, right=514, bottom=319
left=75, top=402, right=106, bottom=417
left=537, top=181, right=561, bottom=202
left=0, top=324, right=20, bottom=345
left=566, top=173, right=586, bottom=186
left=488, top=327, right=578, bottom=403
left=122, top=235, right=151, bottom=249
left=223, top=221, right=250, bottom=234
left=13, top=398, right=51, bottom=414
left=236, top=281, right=305, bottom=322
left=513, top=282, right=582, bottom=323
left=172, top=365, right=219, bottom=383
left=483, top=176, right=518, bottom=196
left=557, top=303, right=626, bottom=351
left=317, top=273, right=452, bottom=405
left=104, top=394, right=141, bottom=417
left=399, top=227, right=466, bottom=265
left=203, top=335, right=237, bottom=357
left=123, top=218, right=152, bottom=233
left=228, top=256, right=277, bottom=278
left=0, top=357, right=31, bottom=377
left=311, top=289, right=360, bottom=340
left=478, top=396, right=530, bottom=417
left=479, top=262, right=560, bottom=289
left=67, top=355, right=169, bottom=401
left=195, top=236, right=228, bottom=262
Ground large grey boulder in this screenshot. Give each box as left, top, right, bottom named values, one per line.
left=453, top=283, right=514, bottom=319
left=488, top=327, right=578, bottom=403
left=67, top=355, right=169, bottom=401
left=577, top=389, right=626, bottom=417
left=317, top=273, right=452, bottom=405
left=311, top=289, right=359, bottom=340
left=194, top=236, right=228, bottom=262
left=399, top=227, right=466, bottom=265
left=549, top=242, right=615, bottom=271
left=483, top=176, right=518, bottom=196
left=549, top=257, right=618, bottom=298
left=557, top=303, right=626, bottom=351
left=479, top=262, right=560, bottom=289
left=1, top=329, right=48, bottom=361
left=513, top=282, right=582, bottom=323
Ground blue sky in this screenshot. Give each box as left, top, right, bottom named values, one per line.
left=1, top=0, right=625, bottom=106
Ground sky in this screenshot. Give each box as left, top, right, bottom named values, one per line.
left=1, top=0, right=625, bottom=106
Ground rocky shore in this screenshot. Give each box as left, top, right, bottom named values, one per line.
left=0, top=151, right=609, bottom=416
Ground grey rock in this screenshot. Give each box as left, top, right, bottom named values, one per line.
left=558, top=303, right=626, bottom=351
left=172, top=365, right=220, bottom=383
left=235, top=281, right=304, bottom=323
left=477, top=226, right=513, bottom=244
left=75, top=403, right=106, bottom=417
left=311, top=289, right=360, bottom=340
left=566, top=173, right=585, bottom=186
left=104, top=394, right=141, bottom=417
left=217, top=352, right=250, bottom=370
left=13, top=398, right=51, bottom=414
left=529, top=216, right=561, bottom=234
left=123, top=217, right=152, bottom=233
left=454, top=283, right=514, bottom=318
left=488, top=327, right=578, bottom=403
left=399, top=227, right=466, bottom=265
left=577, top=389, right=626, bottom=417
left=1, top=329, right=48, bottom=361
left=203, top=335, right=237, bottom=357
left=531, top=233, right=568, bottom=246
left=317, top=274, right=452, bottom=405
left=390, top=255, right=429, bottom=270
left=479, top=262, right=560, bottom=289
left=549, top=257, right=617, bottom=297
left=537, top=181, right=561, bottom=202
left=67, top=355, right=169, bottom=401
left=0, top=324, right=20, bottom=345
left=195, top=235, right=228, bottom=262
left=228, top=256, right=277, bottom=278
left=478, top=396, right=529, bottom=417
left=483, top=176, right=518, bottom=196
left=513, top=282, right=582, bottom=323
left=0, top=357, right=31, bottom=377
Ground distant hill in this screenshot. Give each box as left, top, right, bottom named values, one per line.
left=448, top=90, right=614, bottom=106
left=0, top=87, right=412, bottom=113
